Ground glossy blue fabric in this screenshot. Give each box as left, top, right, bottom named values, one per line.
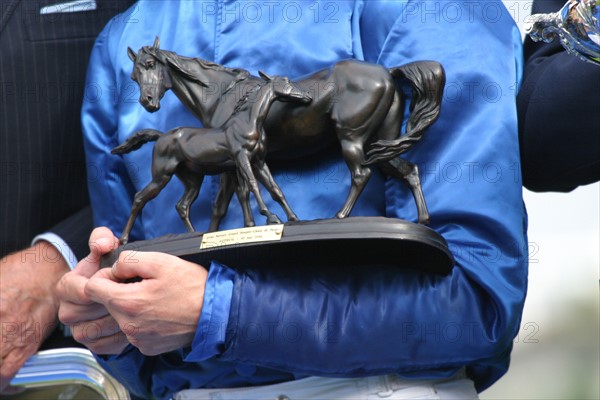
left=82, top=1, right=528, bottom=399
left=190, top=261, right=234, bottom=359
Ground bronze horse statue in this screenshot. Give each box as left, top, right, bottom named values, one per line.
left=127, top=38, right=445, bottom=231
left=112, top=73, right=312, bottom=244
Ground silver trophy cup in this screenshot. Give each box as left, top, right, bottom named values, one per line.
left=526, top=0, right=600, bottom=65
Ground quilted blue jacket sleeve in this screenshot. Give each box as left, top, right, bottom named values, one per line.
left=204, top=1, right=527, bottom=392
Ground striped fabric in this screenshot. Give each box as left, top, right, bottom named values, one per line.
left=0, top=0, right=135, bottom=259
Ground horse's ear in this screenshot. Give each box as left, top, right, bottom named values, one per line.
left=127, top=47, right=137, bottom=62
left=258, top=70, right=272, bottom=81
left=153, top=36, right=160, bottom=50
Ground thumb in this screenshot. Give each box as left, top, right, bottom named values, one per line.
left=76, top=227, right=119, bottom=278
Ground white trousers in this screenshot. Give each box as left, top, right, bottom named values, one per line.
left=173, top=371, right=479, bottom=400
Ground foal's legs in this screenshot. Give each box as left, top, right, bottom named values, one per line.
left=233, top=174, right=255, bottom=227
left=379, top=157, right=430, bottom=224
left=174, top=168, right=203, bottom=232
left=208, top=172, right=235, bottom=232
left=209, top=174, right=234, bottom=232
left=235, top=152, right=282, bottom=225
left=120, top=170, right=174, bottom=244
left=253, top=161, right=298, bottom=222
left=209, top=172, right=255, bottom=232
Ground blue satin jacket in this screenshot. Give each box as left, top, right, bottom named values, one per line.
left=82, top=1, right=527, bottom=399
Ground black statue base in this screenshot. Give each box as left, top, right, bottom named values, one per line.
left=101, top=217, right=454, bottom=275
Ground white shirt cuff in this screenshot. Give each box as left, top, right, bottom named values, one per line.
left=31, top=232, right=79, bottom=270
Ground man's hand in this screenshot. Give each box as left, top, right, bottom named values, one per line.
left=0, top=242, right=69, bottom=394
left=56, top=228, right=127, bottom=355
left=85, top=251, right=208, bottom=356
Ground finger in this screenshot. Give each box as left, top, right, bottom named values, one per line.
left=0, top=349, right=29, bottom=393
left=112, top=251, right=191, bottom=280
left=58, top=301, right=109, bottom=325
left=56, top=272, right=94, bottom=305
left=70, top=314, right=122, bottom=345
left=70, top=314, right=128, bottom=355
left=77, top=227, right=119, bottom=277
left=87, top=331, right=129, bottom=355
left=75, top=331, right=129, bottom=356
left=110, top=251, right=160, bottom=281
left=89, top=227, right=120, bottom=256
left=83, top=268, right=138, bottom=305
left=87, top=252, right=204, bottom=304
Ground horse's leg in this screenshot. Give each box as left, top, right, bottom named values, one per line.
left=379, top=158, right=430, bottom=225
left=361, top=90, right=431, bottom=223
left=120, top=172, right=173, bottom=244
left=235, top=152, right=281, bottom=225
left=334, top=83, right=399, bottom=218
left=211, top=172, right=256, bottom=230
left=337, top=138, right=372, bottom=219
left=209, top=173, right=234, bottom=232
left=253, top=161, right=298, bottom=222
left=174, top=168, right=203, bottom=232
left=232, top=172, right=256, bottom=227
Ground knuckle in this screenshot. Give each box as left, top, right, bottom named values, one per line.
left=55, top=278, right=66, bottom=296
left=120, top=322, right=138, bottom=337
left=117, top=250, right=138, bottom=265
left=57, top=307, right=74, bottom=325
left=86, top=342, right=110, bottom=354
left=111, top=298, right=139, bottom=318
left=116, top=252, right=128, bottom=265
left=82, top=279, right=97, bottom=298
left=56, top=275, right=74, bottom=298
left=127, top=335, right=141, bottom=349
left=77, top=285, right=91, bottom=303
left=128, top=329, right=161, bottom=356
left=88, top=340, right=118, bottom=355
left=135, top=342, right=158, bottom=356
left=71, top=328, right=88, bottom=344
left=72, top=322, right=103, bottom=345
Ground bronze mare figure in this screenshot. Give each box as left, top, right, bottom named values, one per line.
left=112, top=73, right=312, bottom=244
left=127, top=38, right=445, bottom=230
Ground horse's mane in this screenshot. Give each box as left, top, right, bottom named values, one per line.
left=141, top=46, right=251, bottom=90
left=233, top=79, right=269, bottom=115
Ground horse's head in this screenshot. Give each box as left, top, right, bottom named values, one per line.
left=258, top=71, right=312, bottom=104
left=127, top=37, right=172, bottom=113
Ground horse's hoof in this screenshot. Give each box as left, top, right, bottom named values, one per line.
left=267, top=216, right=282, bottom=225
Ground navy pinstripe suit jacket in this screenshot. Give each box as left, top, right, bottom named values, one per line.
left=1, top=0, right=134, bottom=258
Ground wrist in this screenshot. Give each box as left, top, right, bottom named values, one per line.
left=33, top=242, right=70, bottom=313
left=32, top=241, right=70, bottom=277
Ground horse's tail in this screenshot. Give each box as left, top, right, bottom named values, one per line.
left=111, top=129, right=163, bottom=155
left=364, top=60, right=445, bottom=165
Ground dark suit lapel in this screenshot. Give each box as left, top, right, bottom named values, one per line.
left=0, top=0, right=21, bottom=35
